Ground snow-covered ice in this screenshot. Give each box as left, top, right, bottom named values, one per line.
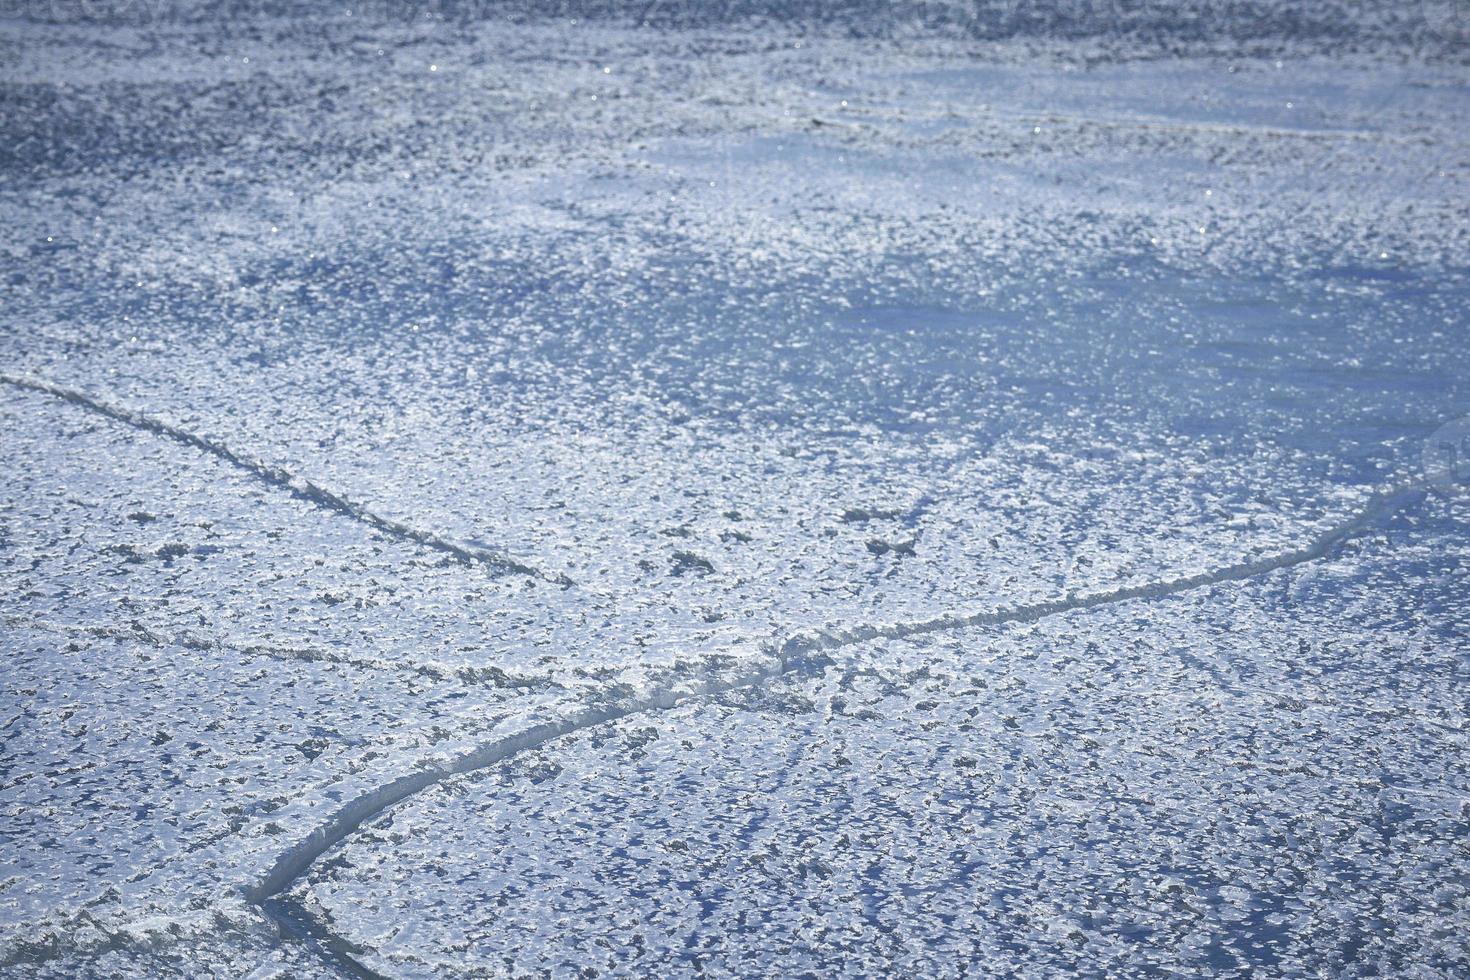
left=1, top=2, right=1466, bottom=976
left=291, top=530, right=1470, bottom=977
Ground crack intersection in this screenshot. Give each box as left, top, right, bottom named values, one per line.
left=0, top=371, right=1438, bottom=978
left=243, top=478, right=1430, bottom=979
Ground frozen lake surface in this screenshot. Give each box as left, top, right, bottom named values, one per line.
left=2, top=2, right=1467, bottom=976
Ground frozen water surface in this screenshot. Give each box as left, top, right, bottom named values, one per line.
left=1, top=2, right=1466, bottom=976
left=292, top=525, right=1470, bottom=977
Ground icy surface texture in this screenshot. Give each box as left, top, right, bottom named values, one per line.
left=1, top=0, right=1466, bottom=976
left=296, top=525, right=1470, bottom=977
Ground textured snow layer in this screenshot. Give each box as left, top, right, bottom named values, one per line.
left=1, top=2, right=1466, bottom=976
left=294, top=528, right=1470, bottom=977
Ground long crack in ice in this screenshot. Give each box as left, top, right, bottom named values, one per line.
left=0, top=373, right=570, bottom=586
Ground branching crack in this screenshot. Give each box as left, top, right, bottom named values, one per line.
left=3, top=374, right=1434, bottom=979
left=244, top=478, right=1429, bottom=978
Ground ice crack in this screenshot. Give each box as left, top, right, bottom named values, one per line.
left=3, top=615, right=551, bottom=690
left=778, top=479, right=1428, bottom=659
left=1, top=373, right=570, bottom=586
